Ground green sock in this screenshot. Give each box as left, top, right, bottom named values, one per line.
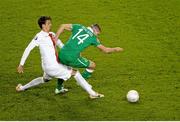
left=57, top=79, right=64, bottom=90
left=82, top=70, right=92, bottom=79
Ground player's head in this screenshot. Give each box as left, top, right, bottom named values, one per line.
left=38, top=16, right=52, bottom=32
left=91, top=24, right=101, bottom=35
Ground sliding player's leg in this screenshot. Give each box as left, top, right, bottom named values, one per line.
left=16, top=72, right=51, bottom=91
left=72, top=70, right=104, bottom=99
left=48, top=64, right=72, bottom=94
left=53, top=63, right=104, bottom=98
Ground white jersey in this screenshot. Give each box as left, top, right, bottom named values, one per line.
left=20, top=31, right=63, bottom=68
left=19, top=30, right=71, bottom=80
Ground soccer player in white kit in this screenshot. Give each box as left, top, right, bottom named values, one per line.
left=16, top=16, right=104, bottom=99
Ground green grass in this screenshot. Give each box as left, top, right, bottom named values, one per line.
left=0, top=0, right=179, bottom=120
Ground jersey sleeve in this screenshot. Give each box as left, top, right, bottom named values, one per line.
left=56, top=39, right=64, bottom=48
left=91, top=37, right=101, bottom=46
left=19, top=35, right=39, bottom=66
left=49, top=32, right=64, bottom=48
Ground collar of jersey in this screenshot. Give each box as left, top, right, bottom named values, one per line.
left=40, top=30, right=50, bottom=37
left=87, top=27, right=93, bottom=33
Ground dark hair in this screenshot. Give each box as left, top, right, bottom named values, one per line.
left=38, top=16, right=51, bottom=29
left=91, top=24, right=101, bottom=32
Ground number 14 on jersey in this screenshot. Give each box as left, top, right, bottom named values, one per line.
left=72, top=29, right=89, bottom=45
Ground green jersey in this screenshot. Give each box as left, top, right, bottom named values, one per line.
left=60, top=24, right=101, bottom=58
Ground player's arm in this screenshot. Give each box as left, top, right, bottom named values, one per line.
left=55, top=24, right=72, bottom=40
left=17, top=39, right=38, bottom=73
left=56, top=39, right=64, bottom=48
left=51, top=32, right=64, bottom=48
left=97, top=44, right=123, bottom=54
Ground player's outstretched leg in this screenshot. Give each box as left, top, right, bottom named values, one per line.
left=16, top=77, right=46, bottom=91
left=73, top=71, right=104, bottom=99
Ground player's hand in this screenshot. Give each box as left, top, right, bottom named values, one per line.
left=53, top=36, right=58, bottom=42
left=17, top=65, right=24, bottom=73
left=115, top=47, right=124, bottom=52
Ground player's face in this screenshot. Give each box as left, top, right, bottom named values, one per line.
left=93, top=27, right=101, bottom=36
left=42, top=20, right=52, bottom=32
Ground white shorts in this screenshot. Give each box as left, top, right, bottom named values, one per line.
left=42, top=63, right=72, bottom=81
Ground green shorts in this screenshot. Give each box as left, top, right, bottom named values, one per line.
left=59, top=54, right=90, bottom=68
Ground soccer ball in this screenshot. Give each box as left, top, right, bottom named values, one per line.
left=126, top=90, right=139, bottom=103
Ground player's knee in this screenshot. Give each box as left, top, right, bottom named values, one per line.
left=71, top=69, right=77, bottom=76
left=89, top=61, right=96, bottom=69
left=43, top=78, right=50, bottom=82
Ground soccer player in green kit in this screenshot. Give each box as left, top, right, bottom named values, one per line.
left=55, top=24, right=123, bottom=88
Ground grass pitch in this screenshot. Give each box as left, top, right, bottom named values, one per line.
left=0, top=0, right=179, bottom=120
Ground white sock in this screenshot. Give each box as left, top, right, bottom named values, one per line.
left=86, top=68, right=94, bottom=73
left=74, top=71, right=96, bottom=96
left=21, top=77, right=44, bottom=90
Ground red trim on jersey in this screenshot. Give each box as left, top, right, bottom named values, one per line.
left=49, top=33, right=60, bottom=63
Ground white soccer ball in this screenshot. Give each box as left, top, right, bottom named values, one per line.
left=126, top=90, right=139, bottom=103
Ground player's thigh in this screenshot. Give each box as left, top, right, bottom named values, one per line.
left=70, top=57, right=90, bottom=68
left=51, top=64, right=72, bottom=81
left=43, top=72, right=53, bottom=81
